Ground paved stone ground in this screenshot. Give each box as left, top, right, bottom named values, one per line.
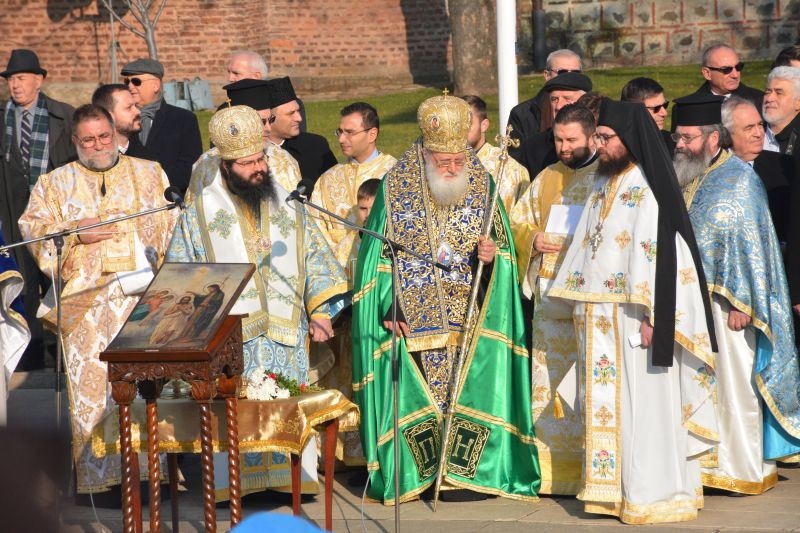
left=8, top=373, right=800, bottom=532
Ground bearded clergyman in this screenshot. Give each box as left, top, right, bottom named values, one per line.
left=352, top=92, right=541, bottom=504
left=549, top=99, right=719, bottom=524
left=18, top=103, right=176, bottom=501
left=672, top=93, right=800, bottom=495
left=165, top=105, right=348, bottom=499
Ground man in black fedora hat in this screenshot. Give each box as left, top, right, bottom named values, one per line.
left=0, top=48, right=76, bottom=371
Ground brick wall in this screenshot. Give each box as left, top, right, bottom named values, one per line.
left=1, top=1, right=798, bottom=107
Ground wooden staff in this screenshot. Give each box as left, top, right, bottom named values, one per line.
left=432, top=125, right=519, bottom=510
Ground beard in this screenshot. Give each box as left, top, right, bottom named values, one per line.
left=222, top=163, right=276, bottom=211
left=424, top=158, right=469, bottom=206
left=118, top=116, right=142, bottom=135
left=596, top=150, right=634, bottom=179
left=78, top=147, right=119, bottom=172
left=561, top=146, right=592, bottom=169
left=673, top=148, right=712, bottom=187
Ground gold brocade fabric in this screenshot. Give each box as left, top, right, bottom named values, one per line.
left=476, top=142, right=529, bottom=215
left=384, top=140, right=487, bottom=352
left=92, top=390, right=360, bottom=458
left=18, top=156, right=176, bottom=493
left=310, top=152, right=396, bottom=269
left=509, top=159, right=596, bottom=494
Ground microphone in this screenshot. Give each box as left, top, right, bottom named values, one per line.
left=285, top=180, right=312, bottom=204
left=164, top=186, right=186, bottom=209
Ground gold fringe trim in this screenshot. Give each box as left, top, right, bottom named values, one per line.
left=701, top=470, right=778, bottom=494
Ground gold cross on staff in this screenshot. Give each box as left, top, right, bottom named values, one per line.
left=495, top=124, right=520, bottom=162
left=442, top=87, right=449, bottom=97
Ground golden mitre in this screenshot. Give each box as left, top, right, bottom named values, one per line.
left=417, top=90, right=472, bottom=153
left=208, top=105, right=263, bottom=161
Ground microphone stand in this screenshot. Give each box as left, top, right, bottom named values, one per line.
left=287, top=193, right=449, bottom=533
left=0, top=201, right=181, bottom=431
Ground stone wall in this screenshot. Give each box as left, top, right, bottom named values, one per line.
left=522, top=0, right=800, bottom=69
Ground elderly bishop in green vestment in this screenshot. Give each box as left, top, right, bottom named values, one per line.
left=352, top=93, right=540, bottom=504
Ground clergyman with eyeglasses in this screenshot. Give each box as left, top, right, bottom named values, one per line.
left=0, top=49, right=76, bottom=371
left=18, top=103, right=177, bottom=504
left=547, top=99, right=719, bottom=524
left=120, top=57, right=202, bottom=194
left=165, top=105, right=348, bottom=501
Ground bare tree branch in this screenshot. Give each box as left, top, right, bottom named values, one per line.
left=99, top=0, right=147, bottom=39
left=152, top=0, right=168, bottom=27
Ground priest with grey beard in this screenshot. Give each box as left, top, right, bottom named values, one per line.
left=351, top=92, right=541, bottom=504
left=674, top=93, right=800, bottom=496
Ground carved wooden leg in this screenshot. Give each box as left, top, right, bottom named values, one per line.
left=145, top=399, right=161, bottom=533
left=167, top=453, right=179, bottom=533
left=324, top=418, right=339, bottom=531
left=225, top=396, right=242, bottom=526
left=110, top=380, right=140, bottom=533
left=191, top=381, right=217, bottom=533
left=291, top=453, right=301, bottom=516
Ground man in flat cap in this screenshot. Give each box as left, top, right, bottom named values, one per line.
left=267, top=76, right=336, bottom=194
left=674, top=93, right=800, bottom=495
left=0, top=49, right=76, bottom=370
left=352, top=92, right=541, bottom=504
left=511, top=71, right=592, bottom=179
left=18, top=103, right=176, bottom=499
left=166, top=105, right=348, bottom=499
left=549, top=99, right=718, bottom=523
left=121, top=57, right=202, bottom=193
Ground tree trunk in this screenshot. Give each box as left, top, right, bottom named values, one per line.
left=450, top=0, right=498, bottom=96
left=145, top=26, right=159, bottom=60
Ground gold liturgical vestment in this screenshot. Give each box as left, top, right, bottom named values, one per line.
left=18, top=155, right=176, bottom=493
left=510, top=158, right=596, bottom=494
left=311, top=151, right=396, bottom=465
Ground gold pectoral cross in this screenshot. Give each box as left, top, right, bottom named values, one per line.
left=588, top=221, right=604, bottom=259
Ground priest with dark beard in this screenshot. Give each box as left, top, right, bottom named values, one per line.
left=352, top=92, right=541, bottom=504
left=165, top=105, right=349, bottom=499
left=549, top=99, right=718, bottom=524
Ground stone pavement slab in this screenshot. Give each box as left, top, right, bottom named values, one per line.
left=7, top=383, right=800, bottom=532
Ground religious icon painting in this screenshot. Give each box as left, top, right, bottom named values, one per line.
left=105, top=262, right=255, bottom=351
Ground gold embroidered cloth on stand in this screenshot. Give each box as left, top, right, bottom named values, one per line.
left=92, top=389, right=360, bottom=457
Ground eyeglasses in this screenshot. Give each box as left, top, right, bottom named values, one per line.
left=334, top=128, right=370, bottom=137
left=547, top=68, right=582, bottom=75
left=430, top=155, right=466, bottom=170
left=75, top=132, right=114, bottom=148
left=670, top=132, right=705, bottom=144
left=233, top=155, right=267, bottom=170
left=645, top=101, right=670, bottom=113
left=704, top=62, right=744, bottom=75
left=123, top=76, right=157, bottom=87
left=592, top=133, right=618, bottom=145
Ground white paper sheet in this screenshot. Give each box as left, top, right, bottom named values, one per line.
left=544, top=204, right=583, bottom=235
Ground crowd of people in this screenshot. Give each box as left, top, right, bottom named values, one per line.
left=1, top=41, right=800, bottom=525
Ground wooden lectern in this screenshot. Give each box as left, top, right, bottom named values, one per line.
left=101, top=314, right=244, bottom=533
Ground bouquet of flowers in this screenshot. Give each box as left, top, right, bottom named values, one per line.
left=244, top=371, right=321, bottom=401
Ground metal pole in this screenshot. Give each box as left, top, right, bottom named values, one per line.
left=496, top=0, right=519, bottom=132
left=110, top=0, right=118, bottom=83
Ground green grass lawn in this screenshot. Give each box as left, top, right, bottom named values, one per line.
left=197, top=60, right=773, bottom=160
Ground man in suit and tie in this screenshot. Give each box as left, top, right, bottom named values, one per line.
left=120, top=58, right=202, bottom=193
left=0, top=49, right=75, bottom=370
